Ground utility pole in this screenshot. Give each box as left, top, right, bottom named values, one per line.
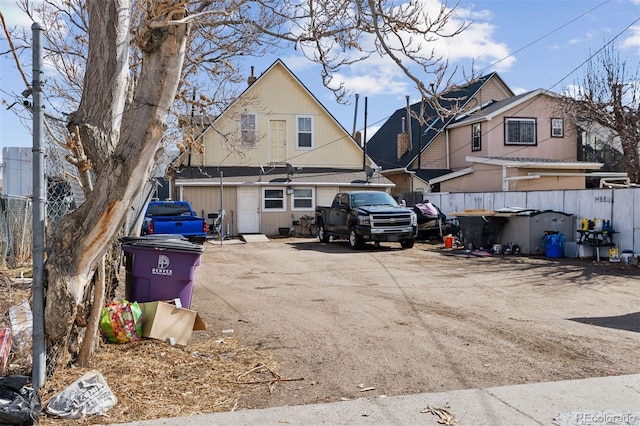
left=31, top=21, right=46, bottom=390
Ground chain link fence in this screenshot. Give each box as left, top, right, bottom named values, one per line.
left=0, top=180, right=75, bottom=268
left=1, top=116, right=79, bottom=268
left=1, top=115, right=161, bottom=268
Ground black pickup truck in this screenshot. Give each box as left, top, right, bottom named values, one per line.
left=315, top=191, right=417, bottom=249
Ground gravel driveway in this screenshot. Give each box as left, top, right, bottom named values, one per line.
left=189, top=237, right=640, bottom=410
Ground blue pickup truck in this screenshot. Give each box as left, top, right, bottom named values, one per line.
left=141, top=200, right=208, bottom=243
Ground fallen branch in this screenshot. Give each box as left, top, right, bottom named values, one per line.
left=233, top=363, right=303, bottom=386
left=233, top=377, right=304, bottom=385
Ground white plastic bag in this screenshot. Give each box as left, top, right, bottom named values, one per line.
left=9, top=300, right=32, bottom=352
left=45, top=370, right=117, bottom=419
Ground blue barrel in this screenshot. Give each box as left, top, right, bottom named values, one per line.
left=543, top=232, right=565, bottom=258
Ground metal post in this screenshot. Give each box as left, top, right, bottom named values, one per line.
left=220, top=171, right=223, bottom=246
left=363, top=97, right=368, bottom=170
left=31, top=22, right=46, bottom=389
left=352, top=94, right=359, bottom=139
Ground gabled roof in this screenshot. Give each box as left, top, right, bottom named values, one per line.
left=366, top=72, right=511, bottom=171
left=208, top=58, right=364, bottom=156
left=448, top=89, right=558, bottom=128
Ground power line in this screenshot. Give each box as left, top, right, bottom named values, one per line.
left=475, top=0, right=612, bottom=76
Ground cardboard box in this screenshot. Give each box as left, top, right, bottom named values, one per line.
left=139, top=301, right=206, bottom=346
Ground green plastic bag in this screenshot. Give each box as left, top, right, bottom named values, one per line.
left=100, top=300, right=143, bottom=343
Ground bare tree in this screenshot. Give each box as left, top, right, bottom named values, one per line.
left=5, top=0, right=471, bottom=371
left=563, top=43, right=640, bottom=183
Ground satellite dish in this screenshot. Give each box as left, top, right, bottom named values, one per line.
left=286, top=162, right=295, bottom=176
left=285, top=162, right=302, bottom=181
left=259, top=163, right=265, bottom=175
left=364, top=165, right=374, bottom=182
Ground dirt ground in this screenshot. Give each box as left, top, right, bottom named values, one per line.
left=193, top=237, right=640, bottom=410
left=1, top=237, right=639, bottom=424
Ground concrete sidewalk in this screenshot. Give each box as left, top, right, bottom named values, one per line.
left=114, top=374, right=640, bottom=426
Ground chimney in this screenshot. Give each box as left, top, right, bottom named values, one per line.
left=247, top=66, right=257, bottom=86
left=397, top=132, right=410, bottom=160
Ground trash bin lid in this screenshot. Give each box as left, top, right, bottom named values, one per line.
left=123, top=238, right=204, bottom=253
left=120, top=234, right=187, bottom=244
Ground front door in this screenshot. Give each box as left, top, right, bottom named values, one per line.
left=270, top=120, right=286, bottom=163
left=237, top=186, right=261, bottom=233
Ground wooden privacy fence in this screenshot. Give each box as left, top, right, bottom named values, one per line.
left=413, top=188, right=640, bottom=254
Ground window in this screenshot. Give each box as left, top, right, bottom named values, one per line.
left=263, top=188, right=285, bottom=210
left=296, top=115, right=313, bottom=149
left=472, top=122, right=482, bottom=151
left=551, top=118, right=564, bottom=137
left=505, top=118, right=536, bottom=145
left=240, top=113, right=257, bottom=147
left=292, top=188, right=314, bottom=210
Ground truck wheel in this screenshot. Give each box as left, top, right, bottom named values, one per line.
left=318, top=222, right=330, bottom=243
left=348, top=227, right=363, bottom=250
left=400, top=239, right=415, bottom=249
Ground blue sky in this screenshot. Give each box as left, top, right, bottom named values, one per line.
left=1, top=0, right=639, bottom=156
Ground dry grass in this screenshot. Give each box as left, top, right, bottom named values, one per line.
left=1, top=271, right=281, bottom=425
left=38, top=338, right=278, bottom=425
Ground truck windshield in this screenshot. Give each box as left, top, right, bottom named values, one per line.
left=352, top=193, right=398, bottom=207
left=146, top=203, right=192, bottom=216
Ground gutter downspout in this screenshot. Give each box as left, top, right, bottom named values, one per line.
left=445, top=128, right=450, bottom=169
left=502, top=164, right=508, bottom=191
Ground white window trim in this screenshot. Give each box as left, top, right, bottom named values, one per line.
left=296, top=115, right=314, bottom=150
left=239, top=112, right=258, bottom=148
left=551, top=118, right=564, bottom=137
left=505, top=118, right=537, bottom=146
left=472, top=122, right=481, bottom=151
left=263, top=187, right=286, bottom=211
left=291, top=187, right=315, bottom=211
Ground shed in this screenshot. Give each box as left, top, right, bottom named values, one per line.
left=497, top=209, right=575, bottom=255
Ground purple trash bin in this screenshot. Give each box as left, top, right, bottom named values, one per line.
left=121, top=237, right=204, bottom=309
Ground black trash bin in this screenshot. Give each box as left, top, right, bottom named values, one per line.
left=456, top=215, right=509, bottom=250
left=120, top=236, right=203, bottom=308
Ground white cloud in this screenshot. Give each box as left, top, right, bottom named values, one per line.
left=2, top=2, right=41, bottom=28
left=511, top=86, right=529, bottom=96
left=280, top=53, right=318, bottom=73
left=621, top=25, right=640, bottom=51
left=569, top=31, right=597, bottom=45
left=290, top=0, right=514, bottom=104
left=365, top=125, right=381, bottom=141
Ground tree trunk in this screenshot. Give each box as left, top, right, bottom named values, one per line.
left=76, top=256, right=105, bottom=367
left=44, top=2, right=190, bottom=372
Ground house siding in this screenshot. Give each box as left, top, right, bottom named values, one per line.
left=189, top=62, right=364, bottom=170
left=448, top=94, right=577, bottom=170
left=439, top=164, right=589, bottom=193
left=180, top=182, right=391, bottom=236
left=417, top=76, right=513, bottom=171
left=416, top=134, right=448, bottom=169
left=174, top=60, right=390, bottom=237
left=474, top=78, right=513, bottom=104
